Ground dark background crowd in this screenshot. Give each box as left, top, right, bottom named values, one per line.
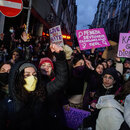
left=0, top=26, right=130, bottom=130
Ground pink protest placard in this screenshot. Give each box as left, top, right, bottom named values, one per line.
left=117, top=33, right=130, bottom=58
left=76, top=28, right=110, bottom=50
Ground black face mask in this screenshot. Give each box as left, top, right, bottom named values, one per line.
left=0, top=73, right=9, bottom=86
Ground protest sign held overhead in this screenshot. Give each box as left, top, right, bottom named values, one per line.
left=49, top=25, right=64, bottom=46
left=117, top=33, right=130, bottom=58
left=76, top=28, right=110, bottom=50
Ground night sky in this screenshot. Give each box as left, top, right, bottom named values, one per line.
left=76, top=0, right=99, bottom=30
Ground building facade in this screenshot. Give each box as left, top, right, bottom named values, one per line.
left=91, top=0, right=130, bottom=42
left=0, top=0, right=77, bottom=45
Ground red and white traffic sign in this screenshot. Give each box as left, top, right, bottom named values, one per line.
left=0, top=0, right=23, bottom=17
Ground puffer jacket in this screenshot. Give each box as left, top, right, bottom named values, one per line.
left=0, top=52, right=68, bottom=130
left=0, top=62, right=48, bottom=130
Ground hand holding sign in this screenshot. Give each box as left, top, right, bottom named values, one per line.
left=50, top=44, right=63, bottom=53
left=85, top=59, right=94, bottom=70
left=76, top=46, right=81, bottom=53
left=21, top=31, right=28, bottom=42
left=91, top=47, right=96, bottom=54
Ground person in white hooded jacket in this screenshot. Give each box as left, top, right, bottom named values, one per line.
left=124, top=94, right=130, bottom=128
left=96, top=80, right=130, bottom=130
left=119, top=94, right=130, bottom=129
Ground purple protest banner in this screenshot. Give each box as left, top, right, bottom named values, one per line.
left=117, top=33, right=130, bottom=58
left=63, top=105, right=91, bottom=130
left=49, top=25, right=64, bottom=46
left=76, top=28, right=110, bottom=50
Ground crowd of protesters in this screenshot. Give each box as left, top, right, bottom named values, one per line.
left=0, top=26, right=130, bottom=130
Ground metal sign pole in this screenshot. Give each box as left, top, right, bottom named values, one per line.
left=25, top=0, right=32, bottom=34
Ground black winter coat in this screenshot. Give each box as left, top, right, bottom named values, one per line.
left=0, top=53, right=68, bottom=130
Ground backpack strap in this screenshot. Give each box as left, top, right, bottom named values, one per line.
left=116, top=108, right=130, bottom=130
left=116, top=108, right=124, bottom=117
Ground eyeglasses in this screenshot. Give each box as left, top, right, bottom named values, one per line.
left=13, top=53, right=19, bottom=56
left=103, top=75, right=114, bottom=80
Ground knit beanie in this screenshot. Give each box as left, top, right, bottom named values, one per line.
left=103, top=68, right=118, bottom=81
left=72, top=53, right=84, bottom=65
left=19, top=63, right=37, bottom=72
left=38, top=57, right=54, bottom=70
left=124, top=58, right=130, bottom=64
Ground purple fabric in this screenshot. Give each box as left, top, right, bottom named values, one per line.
left=63, top=106, right=91, bottom=130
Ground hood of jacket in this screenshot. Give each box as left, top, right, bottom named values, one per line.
left=96, top=95, right=124, bottom=113
left=124, top=94, right=130, bottom=127
left=8, top=61, right=26, bottom=100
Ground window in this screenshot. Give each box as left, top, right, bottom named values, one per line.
left=107, top=12, right=110, bottom=19
left=112, top=8, right=116, bottom=17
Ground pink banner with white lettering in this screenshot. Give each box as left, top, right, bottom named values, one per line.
left=76, top=28, right=110, bottom=50
left=117, top=33, right=130, bottom=58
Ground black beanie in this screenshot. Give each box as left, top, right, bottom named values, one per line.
left=72, top=53, right=84, bottom=65
left=103, top=68, right=118, bottom=81
left=124, top=58, right=130, bottom=64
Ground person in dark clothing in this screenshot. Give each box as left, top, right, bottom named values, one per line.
left=83, top=67, right=120, bottom=129
left=0, top=44, right=8, bottom=63
left=107, top=58, right=115, bottom=68
left=123, top=58, right=130, bottom=74
left=9, top=48, right=23, bottom=64
left=0, top=44, right=68, bottom=130
left=39, top=57, right=55, bottom=82
left=0, top=62, right=12, bottom=100
left=0, top=61, right=47, bottom=130
left=101, top=60, right=108, bottom=69
left=3, top=28, right=12, bottom=53
left=16, top=30, right=32, bottom=61
left=94, top=67, right=120, bottom=99
left=39, top=44, right=69, bottom=130
left=83, top=62, right=104, bottom=110
left=66, top=53, right=86, bottom=109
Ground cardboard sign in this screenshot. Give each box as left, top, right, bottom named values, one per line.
left=76, top=28, right=110, bottom=50
left=117, top=33, right=130, bottom=58
left=49, top=25, right=64, bottom=46
left=102, top=40, right=118, bottom=59
left=63, top=105, right=91, bottom=130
